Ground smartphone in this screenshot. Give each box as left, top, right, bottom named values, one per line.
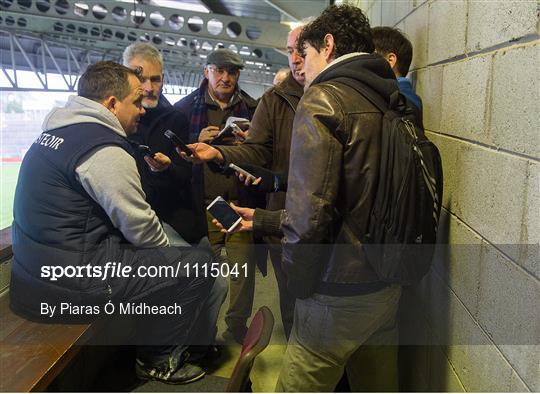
left=137, top=144, right=156, bottom=157
left=229, top=163, right=258, bottom=183
left=206, top=196, right=242, bottom=232
left=164, top=129, right=192, bottom=155
left=211, top=125, right=234, bottom=145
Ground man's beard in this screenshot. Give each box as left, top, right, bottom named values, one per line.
left=142, top=98, right=159, bottom=109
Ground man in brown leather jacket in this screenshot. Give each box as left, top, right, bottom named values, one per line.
left=182, top=7, right=403, bottom=389
left=273, top=5, right=403, bottom=391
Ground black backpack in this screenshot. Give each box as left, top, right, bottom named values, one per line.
left=337, top=78, right=443, bottom=285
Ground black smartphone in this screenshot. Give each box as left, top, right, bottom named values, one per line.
left=137, top=144, right=156, bottom=157
left=164, top=129, right=192, bottom=155
left=206, top=196, right=242, bottom=232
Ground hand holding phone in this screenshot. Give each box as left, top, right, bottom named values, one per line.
left=207, top=196, right=243, bottom=233
left=144, top=152, right=171, bottom=172
left=229, top=163, right=260, bottom=185
left=164, top=129, right=192, bottom=156
left=138, top=144, right=156, bottom=157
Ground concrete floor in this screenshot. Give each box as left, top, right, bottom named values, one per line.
left=210, top=262, right=288, bottom=392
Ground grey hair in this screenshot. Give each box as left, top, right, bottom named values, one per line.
left=288, top=17, right=314, bottom=36
left=122, top=42, right=164, bottom=69
left=300, top=16, right=316, bottom=25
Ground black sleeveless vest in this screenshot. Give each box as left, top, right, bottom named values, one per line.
left=10, top=123, right=135, bottom=318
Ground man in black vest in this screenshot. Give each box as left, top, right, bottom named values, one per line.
left=10, top=61, right=222, bottom=385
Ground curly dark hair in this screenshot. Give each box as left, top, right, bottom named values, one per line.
left=297, top=4, right=374, bottom=58
left=372, top=26, right=413, bottom=76
left=78, top=61, right=142, bottom=102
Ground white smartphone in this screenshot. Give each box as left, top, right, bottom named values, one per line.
left=206, top=196, right=242, bottom=232
left=228, top=163, right=258, bottom=183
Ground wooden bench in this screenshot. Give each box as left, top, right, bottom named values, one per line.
left=0, top=227, right=94, bottom=392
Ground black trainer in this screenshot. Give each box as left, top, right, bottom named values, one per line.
left=135, top=357, right=205, bottom=385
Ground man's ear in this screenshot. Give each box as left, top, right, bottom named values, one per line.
left=102, top=96, right=118, bottom=114
left=323, top=33, right=335, bottom=62
left=203, top=67, right=209, bottom=79
left=385, top=53, right=399, bottom=75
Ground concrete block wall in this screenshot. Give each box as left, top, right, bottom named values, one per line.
left=352, top=0, right=539, bottom=391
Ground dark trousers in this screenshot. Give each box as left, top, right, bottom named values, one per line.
left=207, top=214, right=256, bottom=334
left=110, top=244, right=217, bottom=365
left=268, top=244, right=295, bottom=339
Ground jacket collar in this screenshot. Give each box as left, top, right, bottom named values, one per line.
left=275, top=71, right=304, bottom=100
left=321, top=52, right=369, bottom=75
left=312, top=53, right=399, bottom=104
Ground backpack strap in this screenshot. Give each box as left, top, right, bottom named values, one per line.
left=333, top=77, right=391, bottom=113
left=329, top=77, right=387, bottom=243
left=334, top=77, right=414, bottom=120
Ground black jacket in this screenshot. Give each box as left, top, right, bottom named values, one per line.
left=132, top=96, right=207, bottom=244
left=281, top=53, right=400, bottom=298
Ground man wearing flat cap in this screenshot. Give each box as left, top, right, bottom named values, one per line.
left=174, top=49, right=259, bottom=344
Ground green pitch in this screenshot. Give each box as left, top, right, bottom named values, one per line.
left=0, top=163, right=21, bottom=230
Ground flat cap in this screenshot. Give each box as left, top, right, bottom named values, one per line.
left=206, top=49, right=244, bottom=69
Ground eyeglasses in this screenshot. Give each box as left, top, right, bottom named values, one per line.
left=207, top=65, right=240, bottom=76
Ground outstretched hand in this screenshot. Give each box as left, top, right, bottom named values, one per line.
left=212, top=203, right=255, bottom=233
left=177, top=143, right=224, bottom=164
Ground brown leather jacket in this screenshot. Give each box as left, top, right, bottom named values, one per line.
left=281, top=53, right=399, bottom=298
left=217, top=72, right=303, bottom=212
